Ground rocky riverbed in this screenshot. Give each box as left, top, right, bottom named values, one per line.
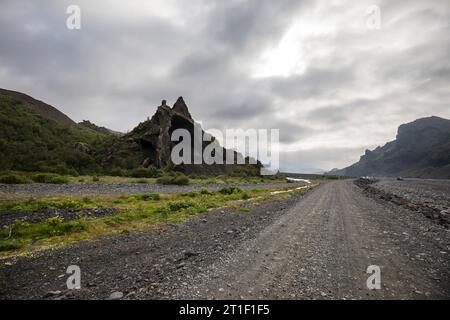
left=355, top=178, right=450, bottom=228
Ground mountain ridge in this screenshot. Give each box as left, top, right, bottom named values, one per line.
left=329, top=116, right=450, bottom=179
left=0, top=88, right=76, bottom=126
left=0, top=89, right=261, bottom=176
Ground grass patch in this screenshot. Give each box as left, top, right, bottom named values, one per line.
left=0, top=197, right=92, bottom=212
left=182, top=191, right=198, bottom=198
left=200, top=188, right=215, bottom=195
left=0, top=218, right=87, bottom=243
left=131, top=193, right=161, bottom=201
left=0, top=182, right=316, bottom=255
left=0, top=174, right=32, bottom=184
left=0, top=239, right=24, bottom=252
left=32, top=173, right=69, bottom=184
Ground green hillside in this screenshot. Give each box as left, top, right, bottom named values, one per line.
left=0, top=90, right=264, bottom=178
left=0, top=92, right=113, bottom=175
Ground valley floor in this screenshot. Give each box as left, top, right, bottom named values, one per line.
left=0, top=180, right=449, bottom=299
left=0, top=182, right=292, bottom=200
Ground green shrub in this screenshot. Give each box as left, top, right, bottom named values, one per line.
left=186, top=205, right=208, bottom=215
left=82, top=197, right=93, bottom=204
left=136, top=178, right=149, bottom=184
left=200, top=188, right=214, bottom=195
left=92, top=176, right=100, bottom=182
left=156, top=174, right=190, bottom=185
left=47, top=216, right=65, bottom=227
left=109, top=167, right=125, bottom=177
left=167, top=201, right=194, bottom=211
left=36, top=219, right=87, bottom=237
left=135, top=193, right=160, bottom=201
left=0, top=239, right=24, bottom=252
left=32, top=173, right=69, bottom=184
left=131, top=167, right=163, bottom=178
left=218, top=186, right=243, bottom=195
left=241, top=192, right=250, bottom=200
left=0, top=174, right=32, bottom=184
left=182, top=191, right=198, bottom=198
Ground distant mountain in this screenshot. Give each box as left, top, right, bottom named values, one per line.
left=329, top=116, right=450, bottom=179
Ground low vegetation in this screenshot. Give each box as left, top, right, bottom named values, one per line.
left=32, top=173, right=69, bottom=184
left=130, top=167, right=163, bottom=178
left=0, top=174, right=32, bottom=184
left=0, top=170, right=289, bottom=185
left=0, top=183, right=314, bottom=255
left=0, top=93, right=108, bottom=175
left=156, top=172, right=190, bottom=185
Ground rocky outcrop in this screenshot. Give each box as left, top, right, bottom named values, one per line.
left=330, top=116, right=450, bottom=179
left=78, top=120, right=122, bottom=136
left=172, top=96, right=192, bottom=119
left=105, top=97, right=261, bottom=175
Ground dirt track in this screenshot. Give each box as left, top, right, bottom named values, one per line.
left=1, top=180, right=449, bottom=299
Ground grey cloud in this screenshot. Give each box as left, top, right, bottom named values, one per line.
left=0, top=0, right=449, bottom=171
left=266, top=66, right=357, bottom=101
left=208, top=0, right=310, bottom=52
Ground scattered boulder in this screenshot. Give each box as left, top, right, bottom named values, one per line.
left=108, top=291, right=123, bottom=300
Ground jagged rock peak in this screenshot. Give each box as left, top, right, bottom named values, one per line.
left=172, top=96, right=192, bottom=119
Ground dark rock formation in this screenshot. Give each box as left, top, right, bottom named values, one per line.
left=329, top=116, right=450, bottom=179
left=172, top=96, right=192, bottom=119
left=104, top=97, right=262, bottom=175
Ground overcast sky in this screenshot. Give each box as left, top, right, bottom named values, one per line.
left=1, top=0, right=449, bottom=172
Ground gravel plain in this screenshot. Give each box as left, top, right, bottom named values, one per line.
left=0, top=182, right=294, bottom=200
left=372, top=178, right=450, bottom=212
left=1, top=180, right=449, bottom=300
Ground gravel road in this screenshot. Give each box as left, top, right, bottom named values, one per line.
left=1, top=180, right=449, bottom=300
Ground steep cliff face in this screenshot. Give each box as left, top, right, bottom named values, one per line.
left=103, top=97, right=262, bottom=175
left=330, top=116, right=450, bottom=179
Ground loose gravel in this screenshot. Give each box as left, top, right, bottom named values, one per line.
left=0, top=183, right=295, bottom=200
left=1, top=180, right=449, bottom=300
